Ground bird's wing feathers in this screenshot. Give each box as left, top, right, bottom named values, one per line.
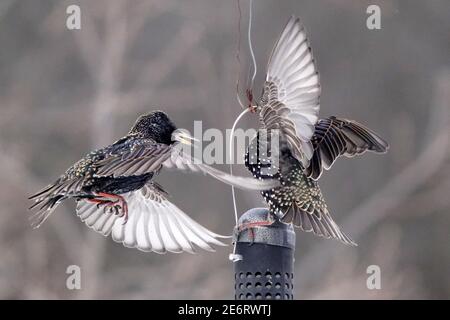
left=162, top=146, right=279, bottom=191
left=306, top=117, right=389, bottom=179
left=94, top=140, right=173, bottom=177
left=259, top=16, right=320, bottom=167
left=94, top=139, right=278, bottom=191
left=29, top=138, right=170, bottom=203
left=76, top=183, right=228, bottom=254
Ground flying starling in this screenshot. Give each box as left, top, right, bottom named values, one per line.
left=29, top=110, right=277, bottom=254
left=243, top=16, right=389, bottom=245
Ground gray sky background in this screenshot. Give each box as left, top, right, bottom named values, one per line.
left=0, top=0, right=449, bottom=299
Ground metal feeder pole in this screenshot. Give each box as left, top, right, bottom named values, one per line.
left=232, top=207, right=296, bottom=300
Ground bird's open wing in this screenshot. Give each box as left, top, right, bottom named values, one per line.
left=305, top=117, right=389, bottom=180
left=95, top=139, right=279, bottom=191
left=94, top=139, right=173, bottom=177
left=258, top=16, right=320, bottom=167
left=76, top=183, right=228, bottom=254
left=163, top=146, right=279, bottom=190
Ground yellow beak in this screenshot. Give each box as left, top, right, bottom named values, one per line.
left=173, top=129, right=199, bottom=146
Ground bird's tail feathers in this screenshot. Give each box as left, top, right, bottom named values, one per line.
left=280, top=204, right=357, bottom=246
left=29, top=195, right=64, bottom=229
left=28, top=182, right=59, bottom=200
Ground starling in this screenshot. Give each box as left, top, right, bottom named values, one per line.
left=243, top=17, right=389, bottom=245
left=29, top=110, right=277, bottom=254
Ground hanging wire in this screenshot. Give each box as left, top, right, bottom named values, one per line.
left=235, top=0, right=243, bottom=109
left=229, top=108, right=250, bottom=222
left=229, top=0, right=257, bottom=262
left=247, top=0, right=257, bottom=89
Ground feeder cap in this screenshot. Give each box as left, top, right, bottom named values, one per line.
left=235, top=207, right=295, bottom=249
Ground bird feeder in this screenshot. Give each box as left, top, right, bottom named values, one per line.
left=232, top=207, right=296, bottom=300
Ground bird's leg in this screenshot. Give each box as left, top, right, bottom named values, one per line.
left=87, top=198, right=117, bottom=211
left=94, top=192, right=129, bottom=224
left=246, top=88, right=258, bottom=113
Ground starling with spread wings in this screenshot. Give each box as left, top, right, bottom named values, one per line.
left=243, top=17, right=389, bottom=245
left=29, top=111, right=278, bottom=254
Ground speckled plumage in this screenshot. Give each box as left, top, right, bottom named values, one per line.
left=29, top=111, right=278, bottom=254
left=245, top=119, right=388, bottom=246
left=243, top=16, right=388, bottom=245
left=28, top=111, right=177, bottom=228
left=62, top=137, right=157, bottom=194
left=245, top=132, right=357, bottom=245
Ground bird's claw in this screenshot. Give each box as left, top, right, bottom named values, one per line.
left=94, top=200, right=127, bottom=224
left=104, top=204, right=121, bottom=215
left=92, top=193, right=129, bottom=225
left=96, top=201, right=116, bottom=211
left=120, top=202, right=129, bottom=225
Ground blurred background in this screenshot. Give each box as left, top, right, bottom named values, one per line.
left=0, top=0, right=449, bottom=299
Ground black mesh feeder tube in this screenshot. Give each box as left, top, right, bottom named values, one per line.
left=232, top=208, right=296, bottom=300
